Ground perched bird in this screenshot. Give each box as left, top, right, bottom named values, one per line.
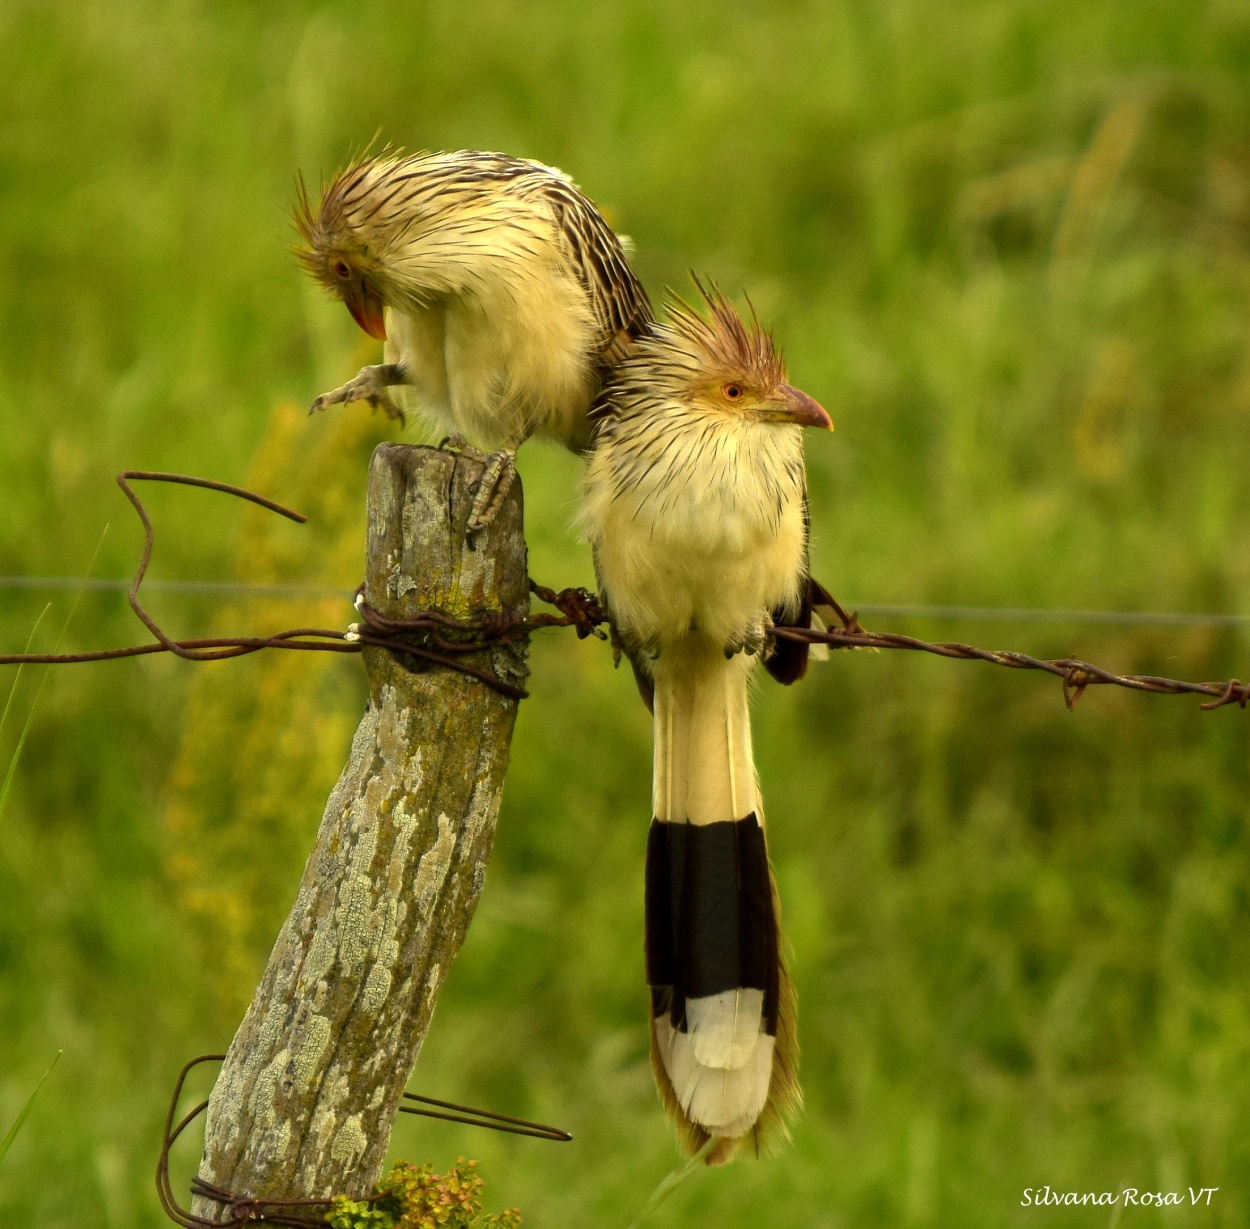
left=581, top=283, right=833, bottom=1162
left=295, top=148, right=653, bottom=532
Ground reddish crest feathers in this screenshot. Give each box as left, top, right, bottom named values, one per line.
left=663, top=278, right=786, bottom=392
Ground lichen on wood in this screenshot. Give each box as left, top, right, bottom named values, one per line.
left=192, top=443, right=530, bottom=1215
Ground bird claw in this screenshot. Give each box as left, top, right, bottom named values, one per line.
left=466, top=448, right=518, bottom=536
left=439, top=435, right=492, bottom=464
left=310, top=367, right=405, bottom=424
left=724, top=615, right=772, bottom=659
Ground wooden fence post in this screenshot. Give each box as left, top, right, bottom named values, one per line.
left=191, top=442, right=530, bottom=1216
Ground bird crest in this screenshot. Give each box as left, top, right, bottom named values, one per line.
left=665, top=278, right=785, bottom=390
left=292, top=151, right=399, bottom=290
left=603, top=278, right=788, bottom=417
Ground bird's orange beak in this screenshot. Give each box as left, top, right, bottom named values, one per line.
left=346, top=287, right=387, bottom=341
left=761, top=385, right=833, bottom=430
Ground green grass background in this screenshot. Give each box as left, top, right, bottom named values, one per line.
left=3, top=0, right=1250, bottom=1224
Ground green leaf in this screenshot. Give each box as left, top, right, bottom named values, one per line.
left=0, top=1050, right=62, bottom=1165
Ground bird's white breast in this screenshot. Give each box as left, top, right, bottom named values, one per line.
left=386, top=304, right=450, bottom=424
left=584, top=414, right=807, bottom=652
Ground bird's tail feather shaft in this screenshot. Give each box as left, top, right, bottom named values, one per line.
left=645, top=642, right=800, bottom=1164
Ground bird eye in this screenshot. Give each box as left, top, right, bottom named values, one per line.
left=723, top=383, right=744, bottom=400
left=333, top=259, right=351, bottom=279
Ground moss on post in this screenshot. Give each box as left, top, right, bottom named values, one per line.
left=192, top=443, right=529, bottom=1215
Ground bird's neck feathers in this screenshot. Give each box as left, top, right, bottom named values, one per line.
left=599, top=389, right=806, bottom=522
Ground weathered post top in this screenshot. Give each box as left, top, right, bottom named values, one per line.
left=192, top=443, right=529, bottom=1216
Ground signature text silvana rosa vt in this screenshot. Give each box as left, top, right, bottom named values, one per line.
left=1021, top=1187, right=1217, bottom=1208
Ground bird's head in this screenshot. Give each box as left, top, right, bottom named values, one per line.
left=649, top=280, right=832, bottom=431
left=293, top=161, right=395, bottom=341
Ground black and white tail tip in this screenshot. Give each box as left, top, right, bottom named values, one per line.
left=645, top=811, right=799, bottom=1164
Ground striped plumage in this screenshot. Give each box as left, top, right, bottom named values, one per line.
left=296, top=149, right=652, bottom=531
left=295, top=149, right=652, bottom=453
left=581, top=284, right=832, bottom=1163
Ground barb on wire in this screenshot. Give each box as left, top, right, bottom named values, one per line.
left=157, top=1055, right=568, bottom=1228
left=0, top=469, right=1248, bottom=712
left=782, top=587, right=1250, bottom=711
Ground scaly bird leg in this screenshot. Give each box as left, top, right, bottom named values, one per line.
left=466, top=446, right=520, bottom=536
left=310, top=363, right=408, bottom=423
left=438, top=435, right=523, bottom=537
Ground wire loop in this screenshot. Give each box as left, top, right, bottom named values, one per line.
left=157, top=1055, right=570, bottom=1227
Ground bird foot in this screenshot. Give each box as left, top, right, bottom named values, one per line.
left=724, top=615, right=772, bottom=659
left=466, top=447, right=518, bottom=536
left=310, top=365, right=406, bottom=424
left=438, top=434, right=492, bottom=464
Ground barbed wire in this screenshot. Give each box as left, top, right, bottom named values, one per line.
left=0, top=470, right=1247, bottom=712
left=787, top=590, right=1250, bottom=711
left=158, top=1055, right=568, bottom=1228
left=0, top=472, right=605, bottom=699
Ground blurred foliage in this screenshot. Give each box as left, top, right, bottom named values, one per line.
left=163, top=393, right=386, bottom=1024
left=1, top=0, right=1250, bottom=1226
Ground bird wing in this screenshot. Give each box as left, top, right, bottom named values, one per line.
left=764, top=485, right=817, bottom=685
left=539, top=178, right=654, bottom=376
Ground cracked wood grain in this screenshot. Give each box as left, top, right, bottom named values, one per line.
left=192, top=443, right=530, bottom=1215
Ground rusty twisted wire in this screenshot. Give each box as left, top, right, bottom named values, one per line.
left=348, top=581, right=606, bottom=699
left=157, top=1056, right=569, bottom=1228
left=0, top=472, right=605, bottom=698
left=157, top=1055, right=336, bottom=1228
left=0, top=470, right=1247, bottom=712
left=785, top=591, right=1250, bottom=711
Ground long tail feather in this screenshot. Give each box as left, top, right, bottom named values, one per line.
left=645, top=641, right=800, bottom=1162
